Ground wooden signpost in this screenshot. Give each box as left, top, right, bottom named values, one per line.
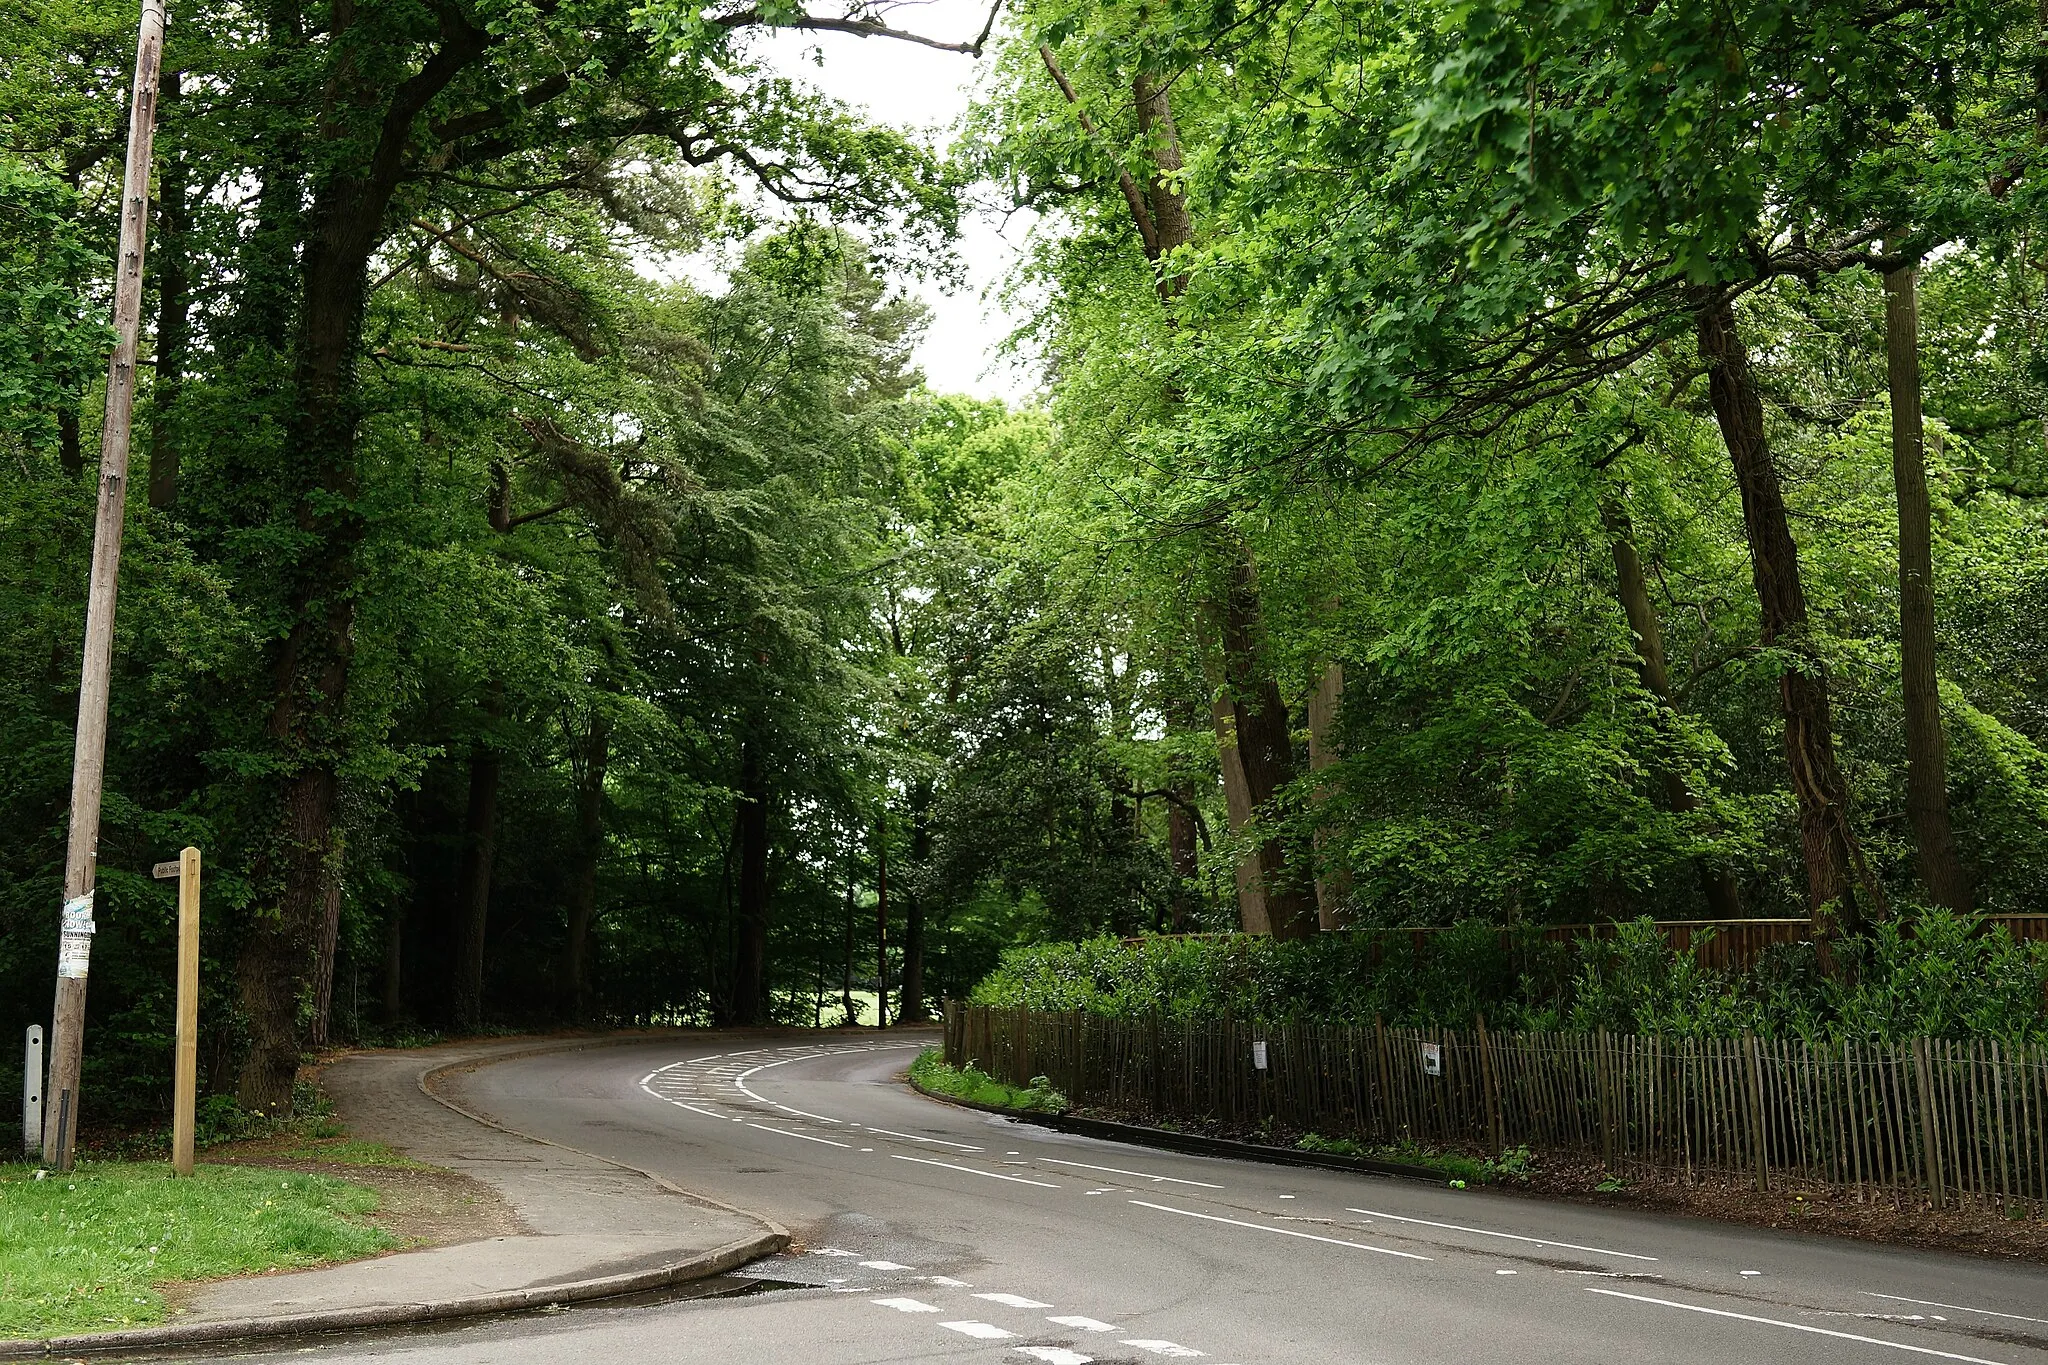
left=153, top=848, right=200, bottom=1176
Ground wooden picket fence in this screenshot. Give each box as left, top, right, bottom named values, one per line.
left=944, top=1003, right=2048, bottom=1209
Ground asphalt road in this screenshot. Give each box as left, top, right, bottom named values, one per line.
left=208, top=1031, right=2048, bottom=1365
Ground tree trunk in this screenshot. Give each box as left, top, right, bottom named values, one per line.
left=730, top=739, right=771, bottom=1027
left=59, top=407, right=83, bottom=479
left=1215, top=548, right=1317, bottom=939
left=898, top=782, right=932, bottom=1023
left=1604, top=504, right=1744, bottom=918
left=234, top=764, right=334, bottom=1113
left=562, top=712, right=609, bottom=1018
left=309, top=853, right=345, bottom=1047
left=451, top=691, right=503, bottom=1034
left=381, top=903, right=404, bottom=1027
left=1884, top=263, right=1972, bottom=912
left=1164, top=694, right=1202, bottom=931
left=1696, top=295, right=1881, bottom=931
left=1306, top=661, right=1351, bottom=929
left=147, top=69, right=188, bottom=510
left=840, top=872, right=856, bottom=1025
left=874, top=819, right=889, bottom=1029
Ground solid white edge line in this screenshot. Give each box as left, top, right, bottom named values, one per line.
left=1861, top=1292, right=2048, bottom=1328
left=1041, top=1158, right=1222, bottom=1189
left=892, top=1154, right=1061, bottom=1188
left=1584, top=1288, right=2014, bottom=1364
left=745, top=1121, right=852, bottom=1148
left=1131, top=1200, right=1430, bottom=1261
left=1345, top=1208, right=1657, bottom=1262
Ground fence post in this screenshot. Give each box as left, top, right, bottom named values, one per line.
left=1476, top=1014, right=1503, bottom=1157
left=1744, top=1033, right=1768, bottom=1193
left=1912, top=1037, right=1944, bottom=1209
left=1596, top=1029, right=1615, bottom=1172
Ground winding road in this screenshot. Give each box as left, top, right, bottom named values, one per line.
left=232, top=1031, right=2048, bottom=1365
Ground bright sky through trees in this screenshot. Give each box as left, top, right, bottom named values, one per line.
left=753, top=0, right=1036, bottom=401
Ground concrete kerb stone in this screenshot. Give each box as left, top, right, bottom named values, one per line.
left=0, top=1032, right=790, bottom=1361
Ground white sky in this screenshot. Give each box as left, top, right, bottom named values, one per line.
left=748, top=0, right=1040, bottom=404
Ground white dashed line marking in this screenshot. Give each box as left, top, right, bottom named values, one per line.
left=865, top=1126, right=984, bottom=1150
left=1861, top=1293, right=2048, bottom=1327
left=1585, top=1289, right=2012, bottom=1363
left=1345, top=1208, right=1657, bottom=1261
left=1121, top=1340, right=1204, bottom=1357
left=1048, top=1316, right=1120, bottom=1333
left=927, top=1276, right=973, bottom=1287
left=893, top=1154, right=1060, bottom=1187
left=745, top=1122, right=851, bottom=1148
left=859, top=1260, right=914, bottom=1271
left=940, top=1321, right=1016, bottom=1339
left=1039, top=1158, right=1222, bottom=1189
left=1134, top=1201, right=1430, bottom=1261
left=870, top=1298, right=940, bottom=1313
left=1015, top=1349, right=1093, bottom=1364
left=975, top=1292, right=1053, bottom=1308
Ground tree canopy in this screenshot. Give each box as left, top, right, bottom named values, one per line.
left=3, top=0, right=2047, bottom=1137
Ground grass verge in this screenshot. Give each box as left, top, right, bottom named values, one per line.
left=0, top=1161, right=395, bottom=1339
left=909, top=1049, right=1069, bottom=1114
left=1297, top=1132, right=1537, bottom=1187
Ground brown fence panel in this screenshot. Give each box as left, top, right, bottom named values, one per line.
left=946, top=1003, right=2046, bottom=1209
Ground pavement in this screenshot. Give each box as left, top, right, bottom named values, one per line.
left=0, top=1036, right=783, bottom=1358
left=15, top=1030, right=2048, bottom=1363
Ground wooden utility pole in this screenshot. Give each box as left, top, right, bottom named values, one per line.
left=154, top=848, right=201, bottom=1175
left=42, top=0, right=167, bottom=1173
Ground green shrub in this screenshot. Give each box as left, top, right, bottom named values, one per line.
left=970, top=911, right=2048, bottom=1043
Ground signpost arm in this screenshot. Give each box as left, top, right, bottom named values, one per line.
left=40, top=0, right=167, bottom=1172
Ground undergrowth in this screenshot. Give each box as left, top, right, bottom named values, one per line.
left=970, top=911, right=2048, bottom=1043
left=910, top=1049, right=1068, bottom=1114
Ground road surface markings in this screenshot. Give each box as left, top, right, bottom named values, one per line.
left=1039, top=1158, right=1222, bottom=1189
left=870, top=1298, right=941, bottom=1313
left=735, top=1057, right=851, bottom=1122
left=1048, top=1316, right=1121, bottom=1332
left=927, top=1275, right=973, bottom=1287
left=1862, top=1294, right=2048, bottom=1327
left=940, top=1321, right=1017, bottom=1339
left=746, top=1121, right=851, bottom=1148
left=893, top=1154, right=1060, bottom=1187
left=810, top=1248, right=858, bottom=1257
left=976, top=1292, right=1054, bottom=1308
left=1121, top=1340, right=1205, bottom=1357
left=1585, top=1289, right=2013, bottom=1363
left=1015, top=1349, right=1093, bottom=1365
left=864, top=1125, right=984, bottom=1150
left=860, top=1260, right=914, bottom=1270
left=1345, top=1208, right=1656, bottom=1261
left=1134, top=1201, right=1431, bottom=1261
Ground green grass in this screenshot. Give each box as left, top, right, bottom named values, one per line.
left=909, top=1049, right=1068, bottom=1114
left=0, top=1161, right=395, bottom=1339
left=260, top=1137, right=429, bottom=1169
left=1297, top=1133, right=1537, bottom=1187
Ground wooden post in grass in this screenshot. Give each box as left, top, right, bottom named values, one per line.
left=155, top=847, right=200, bottom=1175
left=41, top=0, right=168, bottom=1174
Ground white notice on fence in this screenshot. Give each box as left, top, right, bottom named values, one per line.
left=1252, top=1040, right=1268, bottom=1070
left=1420, top=1042, right=1442, bottom=1077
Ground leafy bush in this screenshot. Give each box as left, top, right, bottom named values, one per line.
left=909, top=1049, right=1068, bottom=1113
left=970, top=911, right=2048, bottom=1043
